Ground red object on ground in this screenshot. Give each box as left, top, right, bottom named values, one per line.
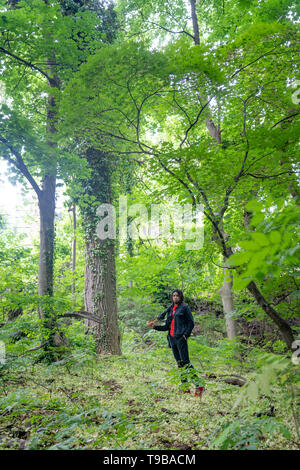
left=194, top=386, right=205, bottom=397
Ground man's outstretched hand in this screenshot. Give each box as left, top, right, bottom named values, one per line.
left=147, top=320, right=158, bottom=328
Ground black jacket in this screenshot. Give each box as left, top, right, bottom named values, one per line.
left=153, top=303, right=194, bottom=339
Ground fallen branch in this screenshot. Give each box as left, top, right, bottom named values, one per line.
left=206, top=373, right=247, bottom=387
left=21, top=342, right=48, bottom=355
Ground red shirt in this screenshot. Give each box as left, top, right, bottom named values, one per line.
left=170, top=304, right=178, bottom=337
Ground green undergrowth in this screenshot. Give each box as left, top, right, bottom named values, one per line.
left=0, top=317, right=299, bottom=450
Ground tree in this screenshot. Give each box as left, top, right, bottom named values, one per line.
left=80, top=148, right=121, bottom=354
left=113, top=0, right=299, bottom=348
left=0, top=0, right=102, bottom=352
left=60, top=0, right=299, bottom=348
left=56, top=0, right=122, bottom=355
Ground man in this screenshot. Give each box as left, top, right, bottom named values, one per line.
left=147, top=289, right=205, bottom=397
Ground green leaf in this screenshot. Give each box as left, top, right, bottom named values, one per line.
left=251, top=232, right=269, bottom=247
left=246, top=200, right=264, bottom=212
left=269, top=231, right=281, bottom=244
left=279, top=425, right=291, bottom=440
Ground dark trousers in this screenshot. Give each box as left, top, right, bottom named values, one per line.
left=169, top=335, right=200, bottom=387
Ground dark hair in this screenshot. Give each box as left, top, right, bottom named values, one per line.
left=170, top=289, right=184, bottom=305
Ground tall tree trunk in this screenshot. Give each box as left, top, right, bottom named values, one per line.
left=188, top=0, right=236, bottom=338
left=190, top=0, right=200, bottom=45
left=71, top=204, right=77, bottom=303
left=82, top=148, right=121, bottom=355
left=38, top=55, right=69, bottom=351
left=38, top=174, right=56, bottom=299
left=84, top=235, right=121, bottom=355
left=204, top=121, right=236, bottom=339
left=37, top=57, right=58, bottom=317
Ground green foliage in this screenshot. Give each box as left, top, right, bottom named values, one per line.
left=208, top=414, right=291, bottom=450
left=1, top=322, right=298, bottom=450
left=233, top=351, right=299, bottom=408
left=118, top=298, right=165, bottom=337
left=0, top=227, right=38, bottom=317
left=229, top=197, right=300, bottom=289
left=0, top=0, right=299, bottom=452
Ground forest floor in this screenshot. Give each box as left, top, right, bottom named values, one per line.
left=0, top=318, right=299, bottom=450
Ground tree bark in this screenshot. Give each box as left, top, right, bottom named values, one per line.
left=218, top=258, right=237, bottom=339
left=84, top=236, right=121, bottom=354
left=81, top=148, right=121, bottom=355
left=37, top=53, right=71, bottom=352
left=37, top=56, right=59, bottom=332
left=70, top=204, right=77, bottom=304
left=205, top=117, right=222, bottom=144
left=38, top=174, right=56, bottom=299
left=190, top=0, right=200, bottom=45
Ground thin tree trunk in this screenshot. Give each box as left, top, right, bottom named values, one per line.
left=246, top=281, right=295, bottom=349
left=219, top=258, right=237, bottom=339
left=204, top=111, right=236, bottom=339
left=188, top=1, right=294, bottom=346
left=188, top=0, right=236, bottom=338
left=190, top=0, right=200, bottom=45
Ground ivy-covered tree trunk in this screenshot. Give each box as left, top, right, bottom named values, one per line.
left=82, top=148, right=121, bottom=355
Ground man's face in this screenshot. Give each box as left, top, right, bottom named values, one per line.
left=172, top=292, right=180, bottom=304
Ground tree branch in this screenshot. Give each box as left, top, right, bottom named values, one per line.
left=230, top=47, right=278, bottom=79
left=0, top=136, right=42, bottom=196
left=139, top=11, right=195, bottom=41
left=62, top=310, right=105, bottom=324
left=21, top=341, right=48, bottom=355
left=180, top=96, right=214, bottom=147
left=0, top=47, right=53, bottom=83
left=271, top=112, right=300, bottom=129
left=244, top=170, right=293, bottom=179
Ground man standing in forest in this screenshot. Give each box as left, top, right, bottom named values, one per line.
left=147, top=289, right=205, bottom=397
